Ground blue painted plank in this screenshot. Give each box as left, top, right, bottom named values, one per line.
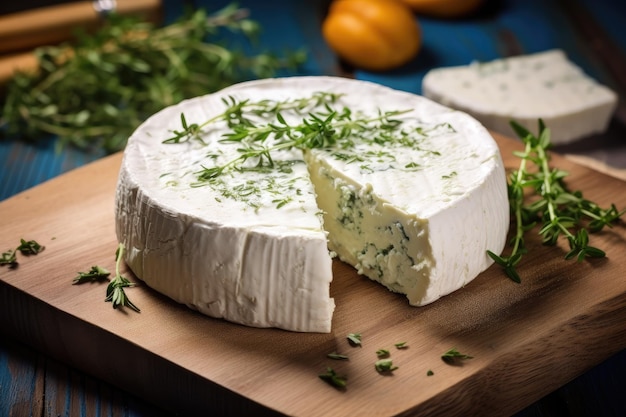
left=0, top=140, right=103, bottom=202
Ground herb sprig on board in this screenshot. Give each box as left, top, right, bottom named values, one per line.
left=73, top=243, right=140, bottom=312
left=0, top=4, right=306, bottom=153
left=488, top=120, right=626, bottom=282
left=105, top=243, right=140, bottom=312
left=0, top=239, right=45, bottom=268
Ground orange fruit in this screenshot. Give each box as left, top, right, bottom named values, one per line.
left=322, top=0, right=421, bottom=72
left=398, top=0, right=484, bottom=18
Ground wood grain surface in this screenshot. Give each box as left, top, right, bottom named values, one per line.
left=1, top=132, right=625, bottom=417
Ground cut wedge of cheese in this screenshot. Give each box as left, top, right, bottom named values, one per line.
left=115, top=76, right=509, bottom=333
left=422, top=49, right=618, bottom=145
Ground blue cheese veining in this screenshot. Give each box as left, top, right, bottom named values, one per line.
left=115, top=76, right=509, bottom=332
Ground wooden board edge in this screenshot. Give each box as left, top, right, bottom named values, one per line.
left=0, top=279, right=284, bottom=416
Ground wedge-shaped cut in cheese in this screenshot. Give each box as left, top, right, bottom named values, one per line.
left=115, top=76, right=509, bottom=333
left=422, top=49, right=618, bottom=145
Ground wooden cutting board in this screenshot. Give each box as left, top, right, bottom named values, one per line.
left=1, top=132, right=625, bottom=417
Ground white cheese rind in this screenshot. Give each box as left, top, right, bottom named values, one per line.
left=115, top=76, right=509, bottom=332
left=422, top=49, right=618, bottom=145
left=115, top=84, right=334, bottom=333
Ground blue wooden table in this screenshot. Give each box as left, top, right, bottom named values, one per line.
left=1, top=0, right=626, bottom=415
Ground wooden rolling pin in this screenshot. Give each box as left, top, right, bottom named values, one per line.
left=0, top=0, right=162, bottom=54
left=0, top=0, right=161, bottom=85
left=0, top=51, right=37, bottom=85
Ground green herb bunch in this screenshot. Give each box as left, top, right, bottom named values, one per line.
left=0, top=4, right=306, bottom=153
left=488, top=120, right=625, bottom=283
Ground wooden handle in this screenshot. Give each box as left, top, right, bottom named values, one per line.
left=0, top=52, right=38, bottom=85
left=0, top=0, right=162, bottom=54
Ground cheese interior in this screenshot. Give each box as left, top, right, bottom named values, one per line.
left=115, top=76, right=509, bottom=332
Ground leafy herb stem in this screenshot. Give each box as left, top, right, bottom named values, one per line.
left=105, top=243, right=140, bottom=312
left=1, top=5, right=306, bottom=153
left=488, top=120, right=625, bottom=282
left=166, top=92, right=343, bottom=143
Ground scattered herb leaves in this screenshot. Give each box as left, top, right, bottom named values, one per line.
left=17, top=239, right=45, bottom=255
left=376, top=349, right=390, bottom=358
left=72, top=265, right=111, bottom=284
left=375, top=358, right=398, bottom=373
left=395, top=341, right=408, bottom=349
left=0, top=249, right=17, bottom=268
left=347, top=333, right=362, bottom=347
left=1, top=238, right=44, bottom=268
left=441, top=348, right=473, bottom=365
left=319, top=367, right=347, bottom=389
left=327, top=352, right=349, bottom=360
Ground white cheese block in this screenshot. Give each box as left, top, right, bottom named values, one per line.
left=422, top=49, right=618, bottom=145
left=115, top=76, right=509, bottom=333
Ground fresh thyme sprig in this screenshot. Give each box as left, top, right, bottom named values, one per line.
left=488, top=120, right=625, bottom=283
left=163, top=92, right=342, bottom=144
left=105, top=243, right=140, bottom=312
left=1, top=4, right=306, bottom=153
left=163, top=94, right=452, bottom=210
left=190, top=104, right=411, bottom=185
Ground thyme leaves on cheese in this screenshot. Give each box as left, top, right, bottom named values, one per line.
left=191, top=106, right=412, bottom=185
left=163, top=93, right=441, bottom=209
left=163, top=92, right=342, bottom=145
left=487, top=120, right=626, bottom=283
left=162, top=94, right=462, bottom=210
